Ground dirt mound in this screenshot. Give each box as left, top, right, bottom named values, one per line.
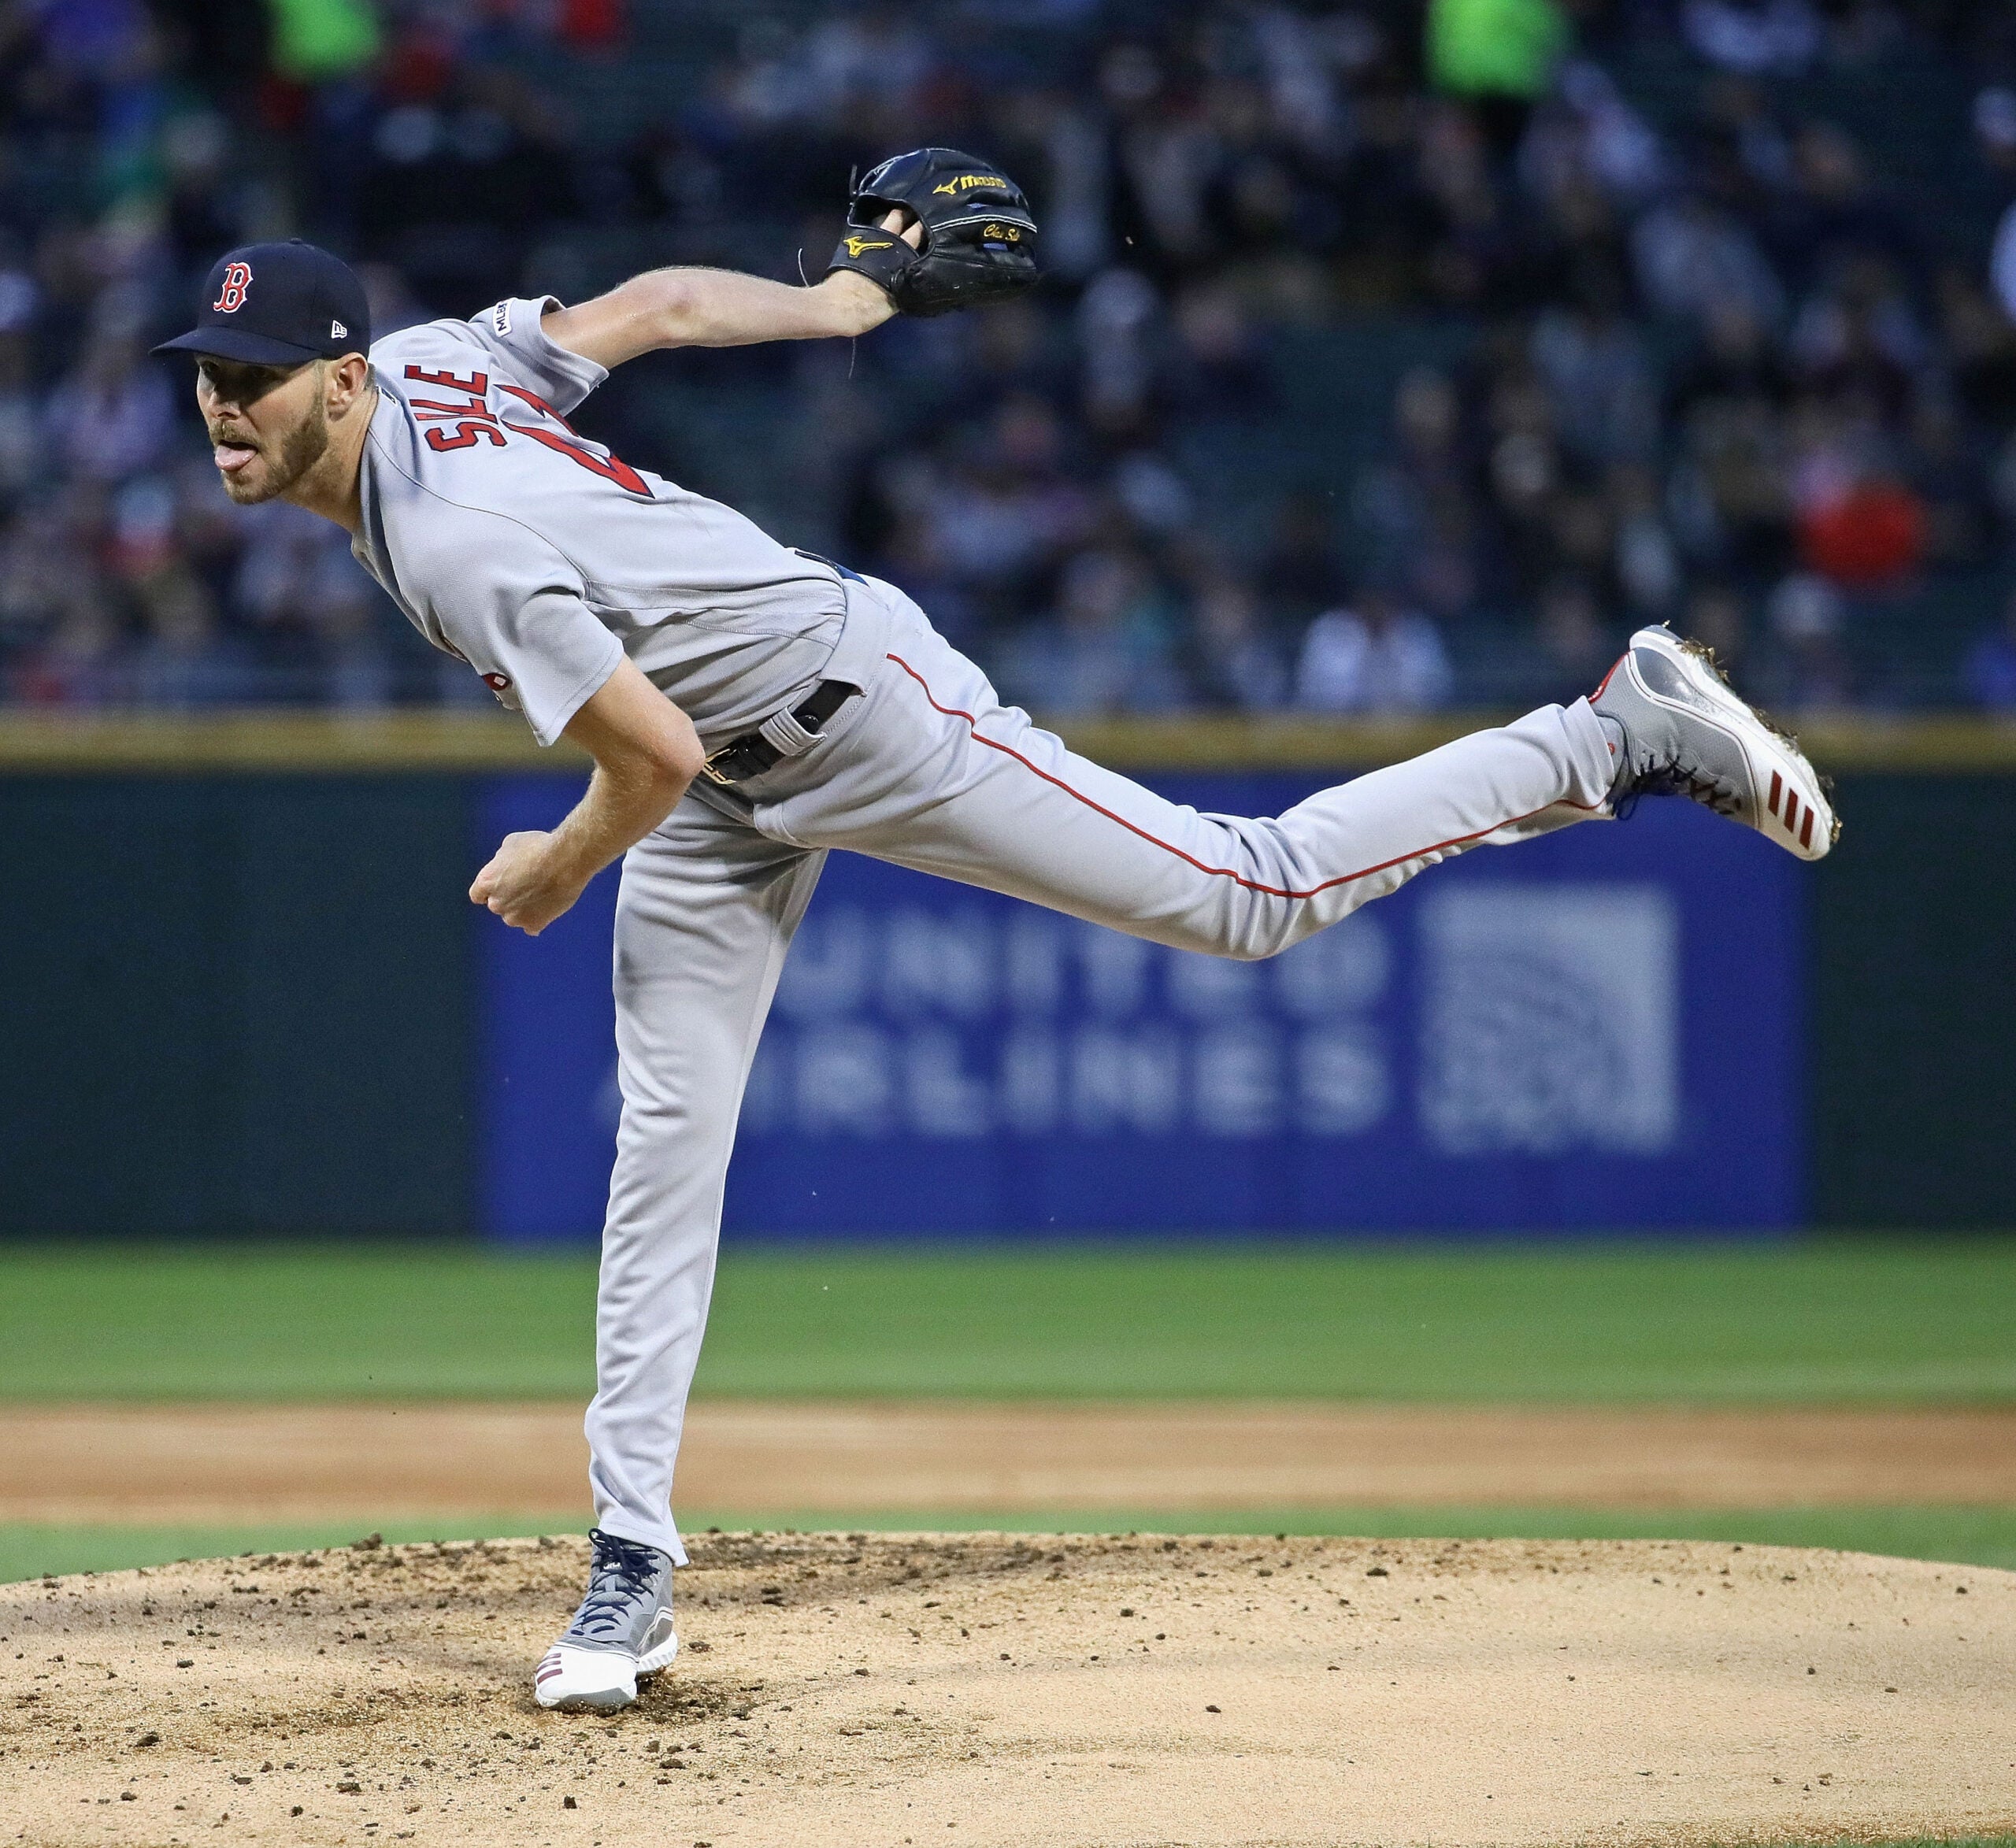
left=4, top=1531, right=2010, bottom=1847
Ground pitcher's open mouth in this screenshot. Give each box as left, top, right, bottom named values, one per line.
left=213, top=441, right=258, bottom=473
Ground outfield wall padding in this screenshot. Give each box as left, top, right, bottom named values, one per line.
left=0, top=767, right=2007, bottom=1235
left=0, top=777, right=472, bottom=1236
left=1810, top=774, right=2016, bottom=1229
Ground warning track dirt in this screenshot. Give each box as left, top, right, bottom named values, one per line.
left=4, top=1531, right=2011, bottom=1846
left=4, top=1401, right=2014, bottom=1524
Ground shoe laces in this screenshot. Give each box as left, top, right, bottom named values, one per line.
left=1621, top=754, right=1741, bottom=820
left=570, top=1529, right=664, bottom=1638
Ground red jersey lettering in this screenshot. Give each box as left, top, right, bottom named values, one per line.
left=402, top=365, right=490, bottom=397
left=425, top=420, right=508, bottom=452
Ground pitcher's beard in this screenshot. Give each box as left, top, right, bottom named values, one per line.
left=222, top=398, right=331, bottom=505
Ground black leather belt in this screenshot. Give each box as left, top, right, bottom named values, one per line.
left=700, top=552, right=869, bottom=786
left=699, top=678, right=858, bottom=786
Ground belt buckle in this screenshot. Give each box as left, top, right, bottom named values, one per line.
left=699, top=745, right=740, bottom=786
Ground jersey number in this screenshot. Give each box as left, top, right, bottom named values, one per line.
left=513, top=424, right=650, bottom=496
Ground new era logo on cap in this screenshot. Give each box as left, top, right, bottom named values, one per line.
left=332, top=320, right=346, bottom=338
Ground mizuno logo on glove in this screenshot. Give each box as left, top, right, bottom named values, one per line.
left=829, top=146, right=1040, bottom=319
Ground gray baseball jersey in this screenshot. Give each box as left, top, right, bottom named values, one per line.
left=351, top=297, right=888, bottom=746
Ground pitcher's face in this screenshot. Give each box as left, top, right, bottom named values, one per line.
left=195, top=356, right=330, bottom=506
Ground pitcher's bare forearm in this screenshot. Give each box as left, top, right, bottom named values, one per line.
left=542, top=212, right=919, bottom=368
left=540, top=269, right=889, bottom=367
left=470, top=658, right=704, bottom=935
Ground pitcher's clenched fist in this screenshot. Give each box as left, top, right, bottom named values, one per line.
left=470, top=830, right=582, bottom=936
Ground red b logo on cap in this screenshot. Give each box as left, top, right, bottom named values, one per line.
left=212, top=261, right=253, bottom=313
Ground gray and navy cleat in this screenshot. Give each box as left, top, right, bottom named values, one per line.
left=1590, top=624, right=1837, bottom=860
left=533, top=1528, right=678, bottom=1712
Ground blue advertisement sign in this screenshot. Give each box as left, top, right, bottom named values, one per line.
left=478, top=772, right=1804, bottom=1241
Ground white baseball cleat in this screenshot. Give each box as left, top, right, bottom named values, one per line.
left=1590, top=624, right=1838, bottom=860
left=533, top=1528, right=679, bottom=1713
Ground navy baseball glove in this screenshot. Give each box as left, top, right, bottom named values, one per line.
left=826, top=146, right=1040, bottom=318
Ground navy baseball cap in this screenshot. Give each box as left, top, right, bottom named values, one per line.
left=153, top=240, right=370, bottom=366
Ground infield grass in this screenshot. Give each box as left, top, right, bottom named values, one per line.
left=6, top=1502, right=2016, bottom=1583
left=1, top=1238, right=2010, bottom=1403
left=6, top=1240, right=2010, bottom=1584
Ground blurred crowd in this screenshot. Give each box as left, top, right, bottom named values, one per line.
left=6, top=0, right=2016, bottom=715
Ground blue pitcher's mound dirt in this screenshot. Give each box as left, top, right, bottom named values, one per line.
left=3, top=1532, right=2010, bottom=1848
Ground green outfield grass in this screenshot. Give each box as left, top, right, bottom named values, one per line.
left=6, top=1502, right=2015, bottom=1584
left=6, top=1240, right=2010, bottom=1586
left=1, top=1238, right=2011, bottom=1402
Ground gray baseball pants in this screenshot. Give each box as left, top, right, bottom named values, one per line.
left=586, top=577, right=1615, bottom=1561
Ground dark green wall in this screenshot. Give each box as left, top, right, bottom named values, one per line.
left=0, top=777, right=472, bottom=1236
left=1810, top=774, right=2016, bottom=1228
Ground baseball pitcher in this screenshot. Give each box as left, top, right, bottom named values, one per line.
left=155, top=150, right=1836, bottom=1712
